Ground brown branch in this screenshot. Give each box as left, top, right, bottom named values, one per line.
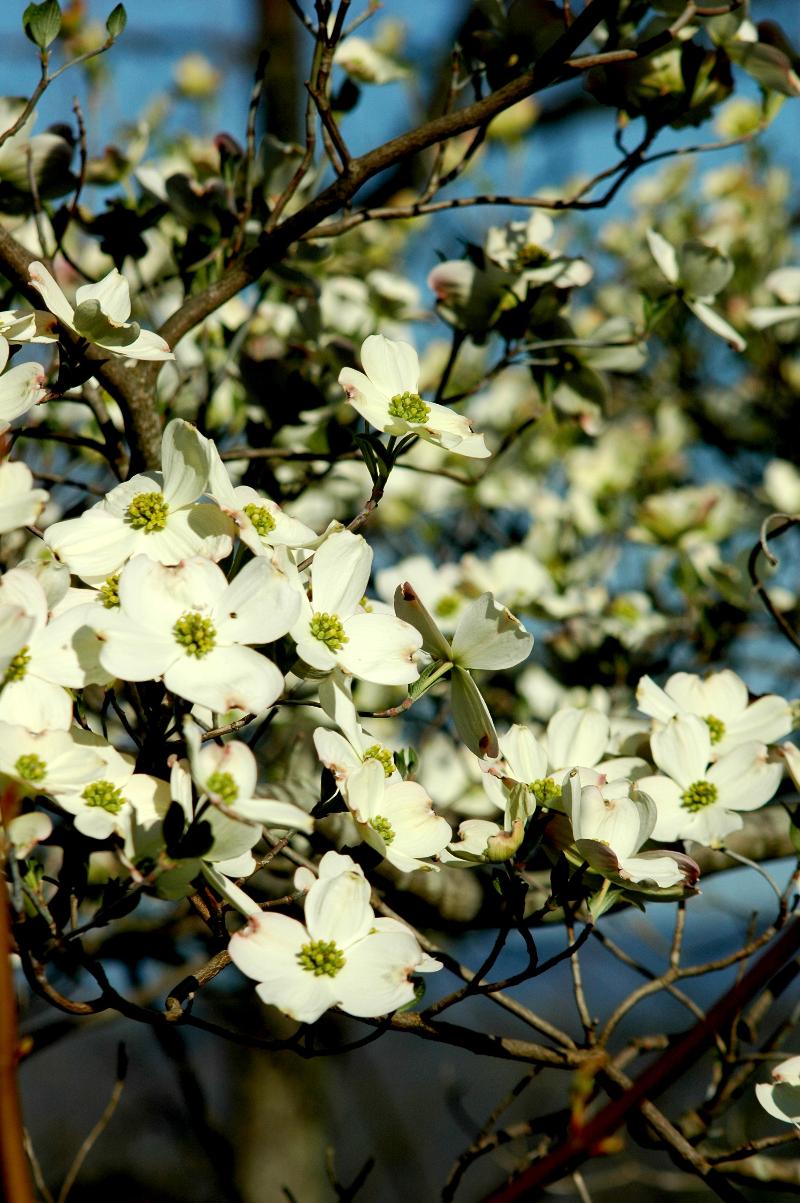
left=0, top=866, right=36, bottom=1203
left=482, top=916, right=800, bottom=1202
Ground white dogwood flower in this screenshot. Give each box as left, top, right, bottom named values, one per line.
left=560, top=773, right=699, bottom=890
left=44, top=418, right=234, bottom=583
left=52, top=730, right=171, bottom=841
left=646, top=229, right=745, bottom=351
left=205, top=438, right=318, bottom=554
left=0, top=334, right=47, bottom=427
left=347, top=759, right=452, bottom=872
left=0, top=722, right=103, bottom=799
left=0, top=462, right=48, bottom=533
left=229, top=851, right=441, bottom=1023
left=292, top=530, right=422, bottom=685
left=93, top=553, right=300, bottom=713
left=638, top=715, right=783, bottom=846
left=313, top=672, right=400, bottom=797
left=756, top=1056, right=800, bottom=1128
left=637, top=669, right=792, bottom=758
left=184, top=719, right=313, bottom=831
left=394, top=584, right=533, bottom=757
left=28, top=261, right=174, bottom=361
left=339, top=334, right=490, bottom=458
left=0, top=567, right=106, bottom=732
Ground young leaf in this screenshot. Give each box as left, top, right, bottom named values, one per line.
left=23, top=0, right=61, bottom=49
left=106, top=3, right=127, bottom=38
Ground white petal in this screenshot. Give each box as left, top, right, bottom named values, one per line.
left=95, top=613, right=175, bottom=681
left=450, top=593, right=533, bottom=671
left=165, top=646, right=284, bottom=712
left=685, top=299, right=746, bottom=352
left=547, top=707, right=609, bottom=771
left=708, top=743, right=783, bottom=812
left=28, top=261, right=76, bottom=328
left=646, top=229, right=679, bottom=284
left=339, top=612, right=422, bottom=685
left=99, top=327, right=173, bottom=361
left=360, top=334, right=419, bottom=397
left=76, top=268, right=131, bottom=323
left=637, top=674, right=679, bottom=723
left=724, top=695, right=792, bottom=750
left=304, top=859, right=373, bottom=946
left=338, top=367, right=392, bottom=431
left=0, top=362, right=46, bottom=423
left=651, top=716, right=710, bottom=787
left=311, top=530, right=371, bottom=618
left=335, top=930, right=423, bottom=1017
left=160, top=419, right=212, bottom=510
left=451, top=665, right=499, bottom=758
left=214, top=556, right=300, bottom=646
left=501, top=725, right=548, bottom=783
left=756, top=1083, right=800, bottom=1125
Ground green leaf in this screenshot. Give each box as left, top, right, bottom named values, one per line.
left=106, top=3, right=127, bottom=38
left=23, top=0, right=61, bottom=49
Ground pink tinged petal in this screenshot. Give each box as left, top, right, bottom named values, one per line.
left=0, top=678, right=72, bottom=732
left=393, top=582, right=452, bottom=661
left=311, top=530, right=372, bottom=618
left=616, top=853, right=686, bottom=888
left=334, top=930, right=423, bottom=1017
left=637, top=774, right=687, bottom=843
left=650, top=715, right=710, bottom=787
left=626, top=849, right=700, bottom=888
left=339, top=612, right=422, bottom=685
left=451, top=665, right=499, bottom=759
left=636, top=674, right=678, bottom=723
left=547, top=707, right=609, bottom=771
left=723, top=695, right=792, bottom=749
left=0, top=566, right=48, bottom=630
left=160, top=419, right=213, bottom=510
left=450, top=593, right=533, bottom=671
left=756, top=1083, right=800, bottom=1125
left=94, top=613, right=176, bottom=681
left=214, top=556, right=300, bottom=646
left=338, top=367, right=392, bottom=431
left=28, top=261, right=76, bottom=328
left=164, top=645, right=284, bottom=712
left=0, top=362, right=46, bottom=423
left=359, top=334, right=419, bottom=397
left=707, top=743, right=783, bottom=812
left=313, top=728, right=361, bottom=782
left=229, top=911, right=307, bottom=981
left=422, top=401, right=477, bottom=439
left=304, top=862, right=373, bottom=947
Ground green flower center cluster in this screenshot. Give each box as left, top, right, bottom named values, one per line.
left=297, top=938, right=346, bottom=978
left=680, top=779, right=718, bottom=812
left=83, top=780, right=125, bottom=814
left=704, top=714, right=726, bottom=745
left=3, top=645, right=30, bottom=684
left=434, top=595, right=461, bottom=619
left=388, top=391, right=430, bottom=424
left=126, top=490, right=169, bottom=531
left=528, top=777, right=561, bottom=807
left=99, top=574, right=121, bottom=608
left=310, top=611, right=348, bottom=652
left=16, top=753, right=46, bottom=784
left=369, top=815, right=395, bottom=845
left=243, top=503, right=276, bottom=537
left=514, top=243, right=548, bottom=270
left=362, top=744, right=395, bottom=777
left=173, top=612, right=217, bottom=658
left=609, top=597, right=640, bottom=623
left=206, top=770, right=238, bottom=804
